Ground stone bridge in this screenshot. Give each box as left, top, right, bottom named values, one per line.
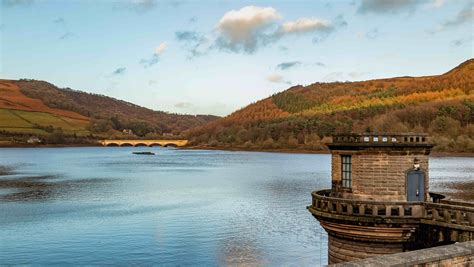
left=100, top=139, right=188, bottom=147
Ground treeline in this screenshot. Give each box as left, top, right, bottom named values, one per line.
left=187, top=100, right=474, bottom=152
left=187, top=59, right=474, bottom=153
left=0, top=129, right=98, bottom=145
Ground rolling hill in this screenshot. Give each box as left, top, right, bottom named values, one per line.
left=187, top=59, right=474, bottom=153
left=0, top=80, right=90, bottom=136
left=0, top=79, right=219, bottom=143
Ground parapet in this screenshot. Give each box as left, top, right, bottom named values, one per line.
left=328, top=133, right=434, bottom=149
left=331, top=241, right=474, bottom=266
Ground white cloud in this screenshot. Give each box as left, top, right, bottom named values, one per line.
left=216, top=6, right=281, bottom=53
left=266, top=73, right=283, bottom=83
left=266, top=73, right=290, bottom=84
left=217, top=6, right=281, bottom=38
left=279, top=18, right=332, bottom=35
left=174, top=102, right=194, bottom=108
left=140, top=42, right=166, bottom=68
left=155, top=42, right=168, bottom=55
left=213, top=6, right=342, bottom=54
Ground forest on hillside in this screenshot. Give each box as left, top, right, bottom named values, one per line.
left=16, top=80, right=219, bottom=139
left=186, top=59, right=474, bottom=153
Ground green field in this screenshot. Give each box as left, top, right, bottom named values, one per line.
left=0, top=109, right=90, bottom=135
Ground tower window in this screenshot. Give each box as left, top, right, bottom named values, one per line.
left=341, top=155, right=352, bottom=188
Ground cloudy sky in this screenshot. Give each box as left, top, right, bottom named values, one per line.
left=1, top=0, right=472, bottom=116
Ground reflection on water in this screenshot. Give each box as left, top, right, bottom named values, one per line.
left=0, top=147, right=472, bottom=265
left=0, top=174, right=114, bottom=202
left=219, top=235, right=265, bottom=266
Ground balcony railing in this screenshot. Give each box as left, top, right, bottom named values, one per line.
left=310, top=189, right=474, bottom=231
left=310, top=189, right=424, bottom=219
left=423, top=202, right=474, bottom=229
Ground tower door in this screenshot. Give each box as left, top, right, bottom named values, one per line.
left=407, top=170, right=425, bottom=202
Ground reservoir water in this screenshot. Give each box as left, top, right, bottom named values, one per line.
left=0, top=147, right=472, bottom=265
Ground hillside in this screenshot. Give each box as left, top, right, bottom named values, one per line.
left=0, top=80, right=91, bottom=137
left=0, top=79, right=219, bottom=143
left=187, top=59, right=474, bottom=153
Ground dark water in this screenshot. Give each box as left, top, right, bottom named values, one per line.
left=0, top=148, right=472, bottom=266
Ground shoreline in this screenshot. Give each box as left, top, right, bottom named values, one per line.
left=1, top=143, right=473, bottom=157
left=0, top=143, right=102, bottom=148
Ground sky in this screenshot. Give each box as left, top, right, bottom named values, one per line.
left=1, top=0, right=472, bottom=116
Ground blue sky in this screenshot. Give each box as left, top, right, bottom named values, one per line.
left=1, top=0, right=472, bottom=116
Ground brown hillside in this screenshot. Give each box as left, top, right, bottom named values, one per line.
left=0, top=80, right=88, bottom=121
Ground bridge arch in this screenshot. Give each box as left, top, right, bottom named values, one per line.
left=164, top=143, right=178, bottom=148
left=106, top=143, right=119, bottom=147
left=134, top=143, right=148, bottom=147
left=120, top=143, right=133, bottom=147
left=149, top=143, right=162, bottom=147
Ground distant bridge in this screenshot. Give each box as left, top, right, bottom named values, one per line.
left=100, top=139, right=188, bottom=147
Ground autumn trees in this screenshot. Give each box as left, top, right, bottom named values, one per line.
left=187, top=59, right=474, bottom=152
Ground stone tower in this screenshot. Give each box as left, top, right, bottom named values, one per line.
left=328, top=133, right=431, bottom=202
left=309, top=133, right=439, bottom=264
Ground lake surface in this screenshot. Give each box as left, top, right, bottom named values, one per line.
left=0, top=147, right=472, bottom=266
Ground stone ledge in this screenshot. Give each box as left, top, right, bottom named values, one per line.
left=331, top=241, right=474, bottom=267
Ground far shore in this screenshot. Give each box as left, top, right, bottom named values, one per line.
left=0, top=143, right=101, bottom=148
left=1, top=142, right=473, bottom=157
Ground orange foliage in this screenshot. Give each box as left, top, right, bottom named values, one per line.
left=311, top=88, right=469, bottom=114
left=226, top=98, right=289, bottom=123
left=187, top=58, right=474, bottom=152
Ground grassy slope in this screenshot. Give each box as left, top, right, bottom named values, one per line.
left=0, top=109, right=90, bottom=135
left=0, top=80, right=89, bottom=120
left=0, top=80, right=90, bottom=135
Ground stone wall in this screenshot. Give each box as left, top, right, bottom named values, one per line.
left=328, top=235, right=404, bottom=264
left=331, top=241, right=474, bottom=266
left=331, top=150, right=429, bottom=201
